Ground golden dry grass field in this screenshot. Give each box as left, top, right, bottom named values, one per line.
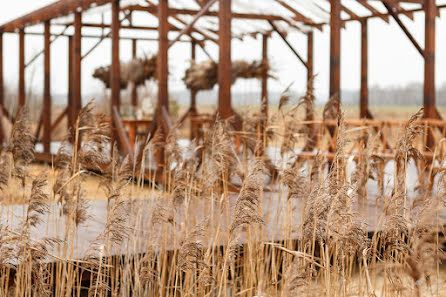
left=1, top=101, right=446, bottom=297
left=24, top=105, right=446, bottom=203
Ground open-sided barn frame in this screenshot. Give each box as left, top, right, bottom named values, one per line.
left=0, top=0, right=444, bottom=163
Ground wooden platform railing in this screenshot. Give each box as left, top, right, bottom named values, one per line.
left=313, top=119, right=446, bottom=155
left=121, top=118, right=153, bottom=152
left=103, top=113, right=446, bottom=170
left=34, top=107, right=68, bottom=144
left=189, top=116, right=446, bottom=161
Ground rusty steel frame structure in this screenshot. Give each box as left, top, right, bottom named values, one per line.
left=0, top=0, right=444, bottom=159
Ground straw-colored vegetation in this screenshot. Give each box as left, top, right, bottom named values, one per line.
left=1, top=89, right=446, bottom=297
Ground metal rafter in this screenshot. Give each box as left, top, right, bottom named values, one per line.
left=341, top=3, right=438, bottom=23
left=143, top=0, right=217, bottom=43
left=357, top=0, right=389, bottom=23
left=340, top=2, right=360, bottom=20
left=169, top=0, right=217, bottom=48
left=169, top=15, right=218, bottom=43
left=274, top=0, right=323, bottom=30
left=391, top=2, right=415, bottom=20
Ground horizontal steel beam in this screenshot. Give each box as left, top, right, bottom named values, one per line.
left=125, top=5, right=297, bottom=22
left=0, top=0, right=113, bottom=32
left=54, top=22, right=178, bottom=31
left=24, top=31, right=192, bottom=42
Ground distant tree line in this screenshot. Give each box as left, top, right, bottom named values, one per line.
left=2, top=81, right=445, bottom=110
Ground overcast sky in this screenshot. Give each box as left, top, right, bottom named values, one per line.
left=2, top=0, right=446, bottom=104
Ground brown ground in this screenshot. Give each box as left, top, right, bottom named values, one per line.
left=2, top=163, right=157, bottom=204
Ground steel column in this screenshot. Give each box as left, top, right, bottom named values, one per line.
left=307, top=31, right=313, bottom=95
left=111, top=0, right=120, bottom=109
left=329, top=0, right=341, bottom=100
left=258, top=33, right=269, bottom=154
left=158, top=0, right=169, bottom=111
left=111, top=0, right=121, bottom=149
left=154, top=0, right=170, bottom=168
left=424, top=0, right=436, bottom=119
left=0, top=32, right=3, bottom=110
left=304, top=30, right=316, bottom=152
left=73, top=12, right=82, bottom=122
left=189, top=41, right=198, bottom=140
left=67, top=36, right=73, bottom=129
left=360, top=19, right=370, bottom=119
left=131, top=38, right=138, bottom=107
left=218, top=0, right=232, bottom=119
left=190, top=41, right=197, bottom=110
left=0, top=33, right=4, bottom=144
left=43, top=21, right=51, bottom=153
left=261, top=34, right=268, bottom=118
left=18, top=28, right=25, bottom=107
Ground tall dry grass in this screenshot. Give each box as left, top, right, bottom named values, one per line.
left=0, top=95, right=445, bottom=297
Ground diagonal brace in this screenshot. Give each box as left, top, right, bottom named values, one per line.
left=268, top=20, right=308, bottom=69
left=383, top=2, right=424, bottom=57
left=81, top=11, right=132, bottom=60
left=169, top=0, right=217, bottom=48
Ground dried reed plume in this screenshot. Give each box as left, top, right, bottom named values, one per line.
left=201, top=120, right=239, bottom=193
left=282, top=166, right=307, bottom=200
left=278, top=82, right=294, bottom=111
left=177, top=219, right=209, bottom=272
left=382, top=109, right=424, bottom=252
left=26, top=175, right=49, bottom=227
left=0, top=152, right=11, bottom=192
left=323, top=93, right=340, bottom=121
left=8, top=107, right=35, bottom=165
left=7, top=107, right=35, bottom=187
left=351, top=132, right=383, bottom=199
left=326, top=113, right=369, bottom=254
left=230, top=159, right=264, bottom=235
